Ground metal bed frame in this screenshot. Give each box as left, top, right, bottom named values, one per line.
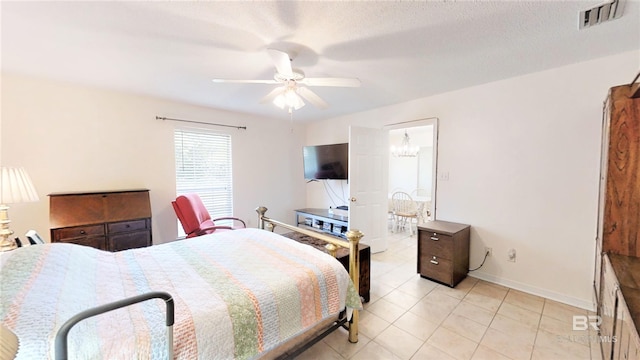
left=256, top=206, right=362, bottom=349
left=54, top=291, right=175, bottom=360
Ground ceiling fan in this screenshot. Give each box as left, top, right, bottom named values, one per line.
left=212, top=49, right=361, bottom=113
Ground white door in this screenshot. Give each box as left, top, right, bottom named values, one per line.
left=348, top=126, right=388, bottom=253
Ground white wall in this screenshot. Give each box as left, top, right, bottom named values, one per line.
left=1, top=73, right=306, bottom=245
left=305, top=50, right=640, bottom=309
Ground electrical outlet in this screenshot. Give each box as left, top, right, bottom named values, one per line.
left=484, top=247, right=492, bottom=257
left=438, top=171, right=450, bottom=181
left=508, top=248, right=516, bottom=262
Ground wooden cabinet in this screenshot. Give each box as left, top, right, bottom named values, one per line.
left=600, top=255, right=619, bottom=360
left=630, top=326, right=640, bottom=360
left=616, top=294, right=633, bottom=360
left=599, top=85, right=640, bottom=259
left=49, top=190, right=152, bottom=252
left=600, top=253, right=640, bottom=360
left=417, top=220, right=470, bottom=287
left=596, top=84, right=640, bottom=360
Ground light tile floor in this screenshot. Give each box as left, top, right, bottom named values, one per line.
left=297, top=231, right=603, bottom=360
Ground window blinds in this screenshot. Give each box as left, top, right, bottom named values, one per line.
left=174, top=129, right=233, bottom=227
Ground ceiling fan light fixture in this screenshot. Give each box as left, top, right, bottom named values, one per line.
left=213, top=49, right=360, bottom=113
left=273, top=87, right=305, bottom=111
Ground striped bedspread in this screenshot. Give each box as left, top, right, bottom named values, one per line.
left=0, top=228, right=361, bottom=359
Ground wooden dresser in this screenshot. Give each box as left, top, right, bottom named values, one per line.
left=417, top=220, right=470, bottom=287
left=49, top=189, right=152, bottom=251
left=595, top=83, right=640, bottom=360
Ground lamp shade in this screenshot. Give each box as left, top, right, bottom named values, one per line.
left=0, top=167, right=39, bottom=204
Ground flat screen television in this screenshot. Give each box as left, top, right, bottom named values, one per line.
left=303, top=143, right=349, bottom=180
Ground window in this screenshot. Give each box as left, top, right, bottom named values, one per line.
left=174, top=128, right=233, bottom=234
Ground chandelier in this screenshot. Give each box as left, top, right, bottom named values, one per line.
left=390, top=130, right=419, bottom=157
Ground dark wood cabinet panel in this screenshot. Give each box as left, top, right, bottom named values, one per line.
left=417, top=220, right=470, bottom=287
left=104, top=192, right=152, bottom=222
left=50, top=190, right=152, bottom=252
left=603, top=85, right=640, bottom=257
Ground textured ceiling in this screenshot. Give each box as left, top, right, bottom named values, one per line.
left=2, top=1, right=639, bottom=122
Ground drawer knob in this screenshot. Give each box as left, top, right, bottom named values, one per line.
left=126, top=224, right=130, bottom=228
left=430, top=236, right=439, bottom=241
left=79, top=230, right=86, bottom=235
left=430, top=257, right=439, bottom=265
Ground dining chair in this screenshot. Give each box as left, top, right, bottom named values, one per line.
left=410, top=188, right=431, bottom=223
left=391, top=191, right=419, bottom=235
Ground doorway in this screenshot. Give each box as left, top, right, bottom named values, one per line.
left=386, top=118, right=438, bottom=235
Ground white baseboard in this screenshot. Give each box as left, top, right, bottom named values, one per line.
left=468, top=272, right=596, bottom=312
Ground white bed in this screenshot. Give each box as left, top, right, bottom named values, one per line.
left=0, top=227, right=361, bottom=359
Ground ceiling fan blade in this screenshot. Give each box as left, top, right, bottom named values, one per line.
left=267, top=48, right=293, bottom=77
left=259, top=86, right=286, bottom=104
left=212, top=79, right=278, bottom=84
left=297, top=87, right=329, bottom=109
left=299, top=77, right=361, bottom=87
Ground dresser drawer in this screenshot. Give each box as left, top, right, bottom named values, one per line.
left=52, top=224, right=105, bottom=241
left=57, top=236, right=107, bottom=251
left=108, top=231, right=151, bottom=252
left=419, top=254, right=453, bottom=285
left=108, top=219, right=148, bottom=234
left=419, top=231, right=453, bottom=259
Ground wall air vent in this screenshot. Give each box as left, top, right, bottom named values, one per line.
left=579, top=0, right=625, bottom=29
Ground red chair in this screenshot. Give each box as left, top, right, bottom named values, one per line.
left=172, top=193, right=246, bottom=238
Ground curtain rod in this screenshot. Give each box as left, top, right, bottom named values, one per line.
left=156, top=116, right=247, bottom=130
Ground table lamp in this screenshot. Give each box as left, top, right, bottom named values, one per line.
left=0, top=167, right=39, bottom=252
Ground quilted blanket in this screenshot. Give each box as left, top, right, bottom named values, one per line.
left=0, top=228, right=361, bottom=359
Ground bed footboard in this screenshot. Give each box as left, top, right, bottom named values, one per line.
left=54, top=291, right=175, bottom=360
left=256, top=206, right=362, bottom=344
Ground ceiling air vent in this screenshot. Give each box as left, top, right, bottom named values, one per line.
left=579, top=0, right=625, bottom=29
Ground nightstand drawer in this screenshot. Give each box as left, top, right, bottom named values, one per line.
left=419, top=254, right=453, bottom=285
left=419, top=231, right=453, bottom=259
left=52, top=224, right=105, bottom=241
